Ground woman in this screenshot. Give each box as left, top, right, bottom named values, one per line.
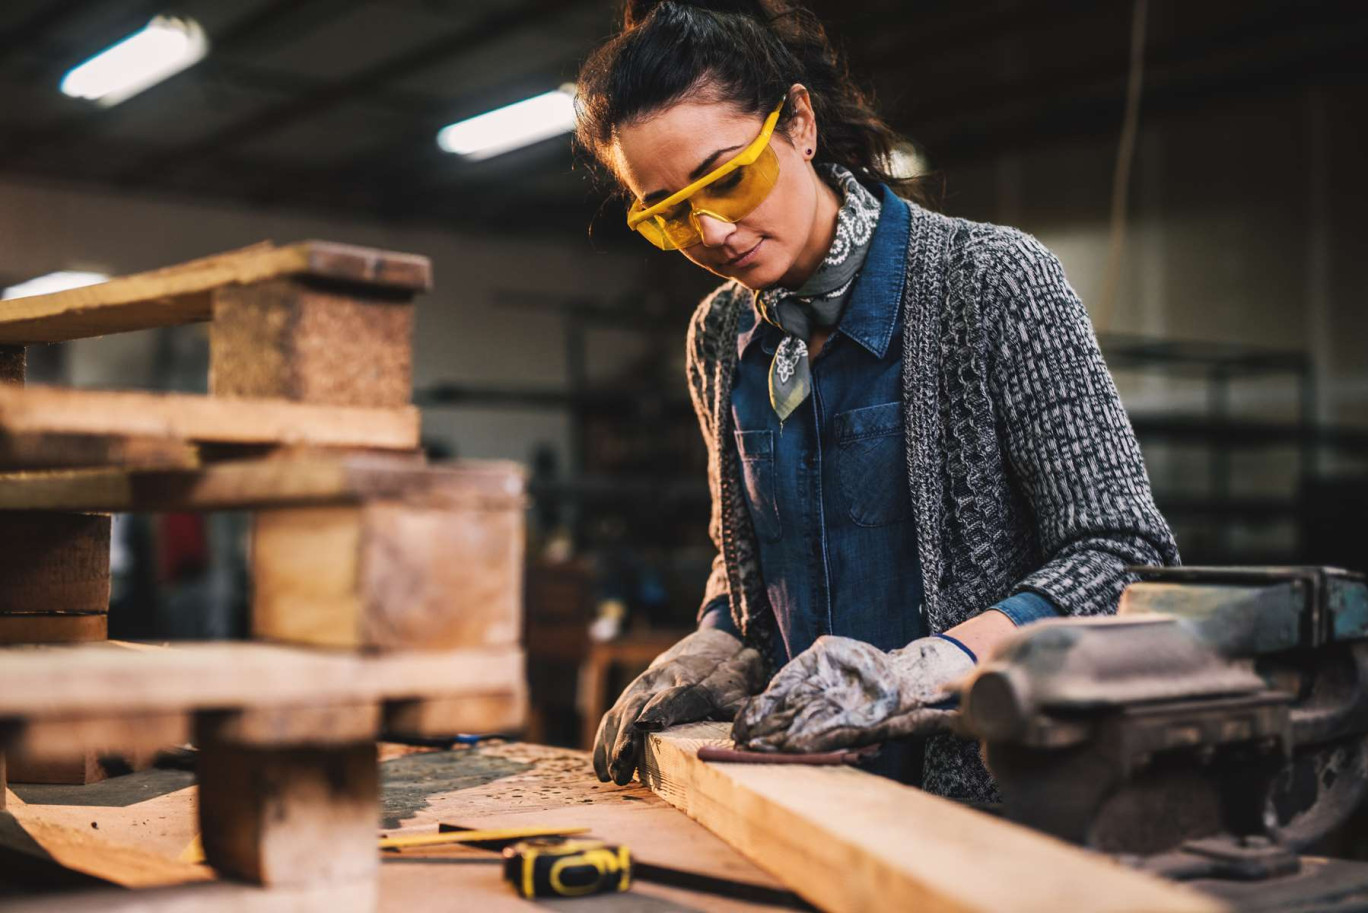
left=577, top=0, right=1177, bottom=802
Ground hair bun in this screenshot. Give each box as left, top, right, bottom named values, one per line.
left=623, top=0, right=774, bottom=31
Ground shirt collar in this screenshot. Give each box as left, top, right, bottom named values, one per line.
left=737, top=182, right=910, bottom=360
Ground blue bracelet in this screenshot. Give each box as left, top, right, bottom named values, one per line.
left=934, top=632, right=977, bottom=664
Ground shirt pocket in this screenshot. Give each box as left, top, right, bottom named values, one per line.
left=734, top=429, right=782, bottom=542
left=835, top=401, right=914, bottom=527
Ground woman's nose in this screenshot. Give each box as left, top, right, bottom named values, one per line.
left=694, top=212, right=735, bottom=248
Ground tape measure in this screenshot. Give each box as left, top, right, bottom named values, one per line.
left=502, top=837, right=632, bottom=899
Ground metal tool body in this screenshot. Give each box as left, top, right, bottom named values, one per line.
left=960, top=566, right=1368, bottom=904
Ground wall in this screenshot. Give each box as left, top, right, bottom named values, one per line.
left=941, top=85, right=1368, bottom=429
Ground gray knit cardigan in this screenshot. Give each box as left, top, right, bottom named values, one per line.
left=684, top=197, right=1179, bottom=801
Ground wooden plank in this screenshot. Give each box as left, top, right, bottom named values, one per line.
left=251, top=497, right=522, bottom=651
left=0, top=241, right=431, bottom=345
left=0, top=512, right=109, bottom=615
left=0, top=386, right=419, bottom=451
left=641, top=723, right=1223, bottom=913
left=210, top=278, right=413, bottom=408
left=197, top=735, right=377, bottom=888
left=441, top=804, right=792, bottom=902
left=0, top=878, right=377, bottom=913
left=0, top=614, right=107, bottom=644
left=0, top=642, right=525, bottom=720
left=0, top=811, right=212, bottom=890
left=0, top=455, right=525, bottom=513
left=0, top=431, right=197, bottom=471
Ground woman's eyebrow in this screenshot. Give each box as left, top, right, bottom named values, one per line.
left=642, top=143, right=745, bottom=204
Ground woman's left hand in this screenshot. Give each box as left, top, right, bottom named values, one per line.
left=731, top=634, right=976, bottom=754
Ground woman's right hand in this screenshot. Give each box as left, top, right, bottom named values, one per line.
left=592, top=628, right=764, bottom=785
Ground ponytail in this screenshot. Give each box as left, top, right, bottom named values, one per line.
left=575, top=0, right=927, bottom=203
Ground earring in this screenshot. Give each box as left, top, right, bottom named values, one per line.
left=805, top=148, right=812, bottom=157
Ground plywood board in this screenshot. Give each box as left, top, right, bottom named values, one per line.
left=642, top=722, right=1224, bottom=913
left=0, top=241, right=431, bottom=345
left=0, top=386, right=418, bottom=451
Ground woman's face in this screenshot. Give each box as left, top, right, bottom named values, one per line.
left=612, top=89, right=824, bottom=290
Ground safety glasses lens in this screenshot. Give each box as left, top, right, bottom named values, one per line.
left=628, top=144, right=781, bottom=251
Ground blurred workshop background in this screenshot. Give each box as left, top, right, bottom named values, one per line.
left=0, top=0, right=1363, bottom=747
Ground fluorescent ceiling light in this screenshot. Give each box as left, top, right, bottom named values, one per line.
left=60, top=16, right=208, bottom=107
left=2, top=271, right=109, bottom=300
left=437, top=85, right=577, bottom=161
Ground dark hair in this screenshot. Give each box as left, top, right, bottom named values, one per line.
left=574, top=0, right=926, bottom=203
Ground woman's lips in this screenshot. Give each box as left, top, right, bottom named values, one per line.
left=726, top=239, right=763, bottom=268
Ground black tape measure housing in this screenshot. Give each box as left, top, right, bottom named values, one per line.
left=502, top=838, right=632, bottom=899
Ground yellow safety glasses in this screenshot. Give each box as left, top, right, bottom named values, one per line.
left=626, top=98, right=786, bottom=251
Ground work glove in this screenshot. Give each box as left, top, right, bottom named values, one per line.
left=592, top=628, right=764, bottom=785
left=732, top=634, right=975, bottom=754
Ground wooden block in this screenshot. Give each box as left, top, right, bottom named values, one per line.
left=210, top=277, right=413, bottom=408
left=382, top=688, right=527, bottom=740
left=196, top=733, right=378, bottom=887
left=641, top=723, right=1223, bottom=913
left=6, top=751, right=105, bottom=785
left=0, top=512, right=109, bottom=615
left=251, top=496, right=522, bottom=651
left=0, top=642, right=526, bottom=720
left=0, top=241, right=430, bottom=345
left=0, top=386, right=419, bottom=451
left=0, top=346, right=24, bottom=385
left=0, top=614, right=107, bottom=644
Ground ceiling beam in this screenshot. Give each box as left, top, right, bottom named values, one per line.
left=0, top=0, right=112, bottom=65
left=115, top=0, right=580, bottom=185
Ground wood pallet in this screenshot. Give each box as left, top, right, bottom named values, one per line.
left=0, top=240, right=427, bottom=469
left=0, top=242, right=529, bottom=911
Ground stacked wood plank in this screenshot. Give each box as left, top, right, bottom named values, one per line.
left=0, top=241, right=527, bottom=912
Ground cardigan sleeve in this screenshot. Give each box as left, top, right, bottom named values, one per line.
left=978, top=230, right=1179, bottom=616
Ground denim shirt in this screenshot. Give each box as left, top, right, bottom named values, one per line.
left=701, top=185, right=1058, bottom=666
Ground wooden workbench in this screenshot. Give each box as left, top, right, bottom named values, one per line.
left=1, top=740, right=799, bottom=912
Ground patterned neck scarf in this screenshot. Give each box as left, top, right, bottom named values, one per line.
left=753, top=164, right=882, bottom=421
